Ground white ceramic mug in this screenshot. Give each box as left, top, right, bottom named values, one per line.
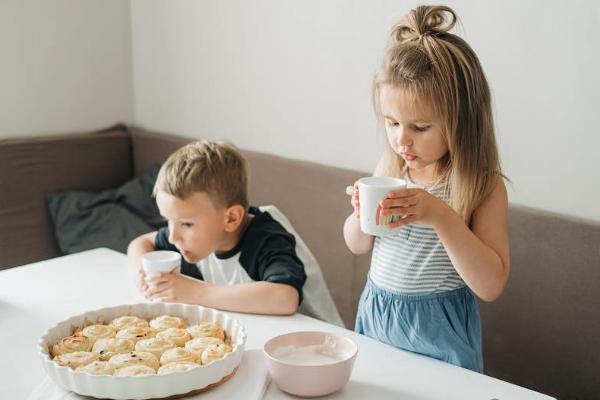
left=142, top=250, right=181, bottom=286
left=358, top=176, right=408, bottom=236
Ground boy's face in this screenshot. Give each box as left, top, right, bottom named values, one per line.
left=156, top=190, right=229, bottom=263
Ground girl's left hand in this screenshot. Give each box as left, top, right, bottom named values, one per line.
left=379, top=188, right=452, bottom=228
left=144, top=272, right=202, bottom=303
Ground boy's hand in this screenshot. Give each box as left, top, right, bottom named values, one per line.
left=379, top=188, right=453, bottom=228
left=137, top=268, right=149, bottom=294
left=345, top=182, right=360, bottom=218
left=144, top=271, right=201, bottom=303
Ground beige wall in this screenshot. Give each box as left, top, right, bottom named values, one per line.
left=130, top=0, right=600, bottom=221
left=0, top=0, right=133, bottom=137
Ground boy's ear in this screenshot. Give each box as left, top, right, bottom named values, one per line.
left=223, top=204, right=246, bottom=232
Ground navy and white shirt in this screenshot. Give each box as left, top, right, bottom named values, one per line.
left=154, top=207, right=307, bottom=303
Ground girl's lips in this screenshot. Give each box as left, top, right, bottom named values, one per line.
left=401, top=153, right=417, bottom=161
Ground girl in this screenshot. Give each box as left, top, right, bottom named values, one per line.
left=343, top=5, right=509, bottom=373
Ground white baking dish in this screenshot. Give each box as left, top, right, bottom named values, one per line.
left=37, top=302, right=246, bottom=399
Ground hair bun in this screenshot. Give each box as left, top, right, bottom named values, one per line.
left=390, top=5, right=457, bottom=44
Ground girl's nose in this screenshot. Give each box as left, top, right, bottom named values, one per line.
left=396, top=127, right=412, bottom=147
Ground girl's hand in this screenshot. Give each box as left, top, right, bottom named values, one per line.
left=345, top=182, right=360, bottom=218
left=144, top=272, right=201, bottom=303
left=379, top=188, right=452, bottom=228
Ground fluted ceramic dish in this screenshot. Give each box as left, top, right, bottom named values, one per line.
left=38, top=302, right=246, bottom=399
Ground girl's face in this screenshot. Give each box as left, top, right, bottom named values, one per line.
left=380, top=85, right=448, bottom=180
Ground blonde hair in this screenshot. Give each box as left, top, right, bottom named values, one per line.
left=154, top=140, right=249, bottom=210
left=374, top=5, right=503, bottom=223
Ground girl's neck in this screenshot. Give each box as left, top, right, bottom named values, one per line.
left=405, top=165, right=443, bottom=188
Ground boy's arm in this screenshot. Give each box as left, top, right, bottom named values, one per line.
left=127, top=231, right=157, bottom=294
left=194, top=280, right=300, bottom=315
left=145, top=275, right=300, bottom=315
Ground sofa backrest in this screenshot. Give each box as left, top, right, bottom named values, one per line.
left=0, top=125, right=131, bottom=269
left=131, top=127, right=600, bottom=398
left=480, top=205, right=600, bottom=399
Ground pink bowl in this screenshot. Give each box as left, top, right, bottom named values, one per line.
left=263, top=331, right=358, bottom=397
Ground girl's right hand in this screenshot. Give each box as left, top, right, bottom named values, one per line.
left=345, top=182, right=360, bottom=218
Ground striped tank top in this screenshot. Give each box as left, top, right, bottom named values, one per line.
left=368, top=174, right=465, bottom=295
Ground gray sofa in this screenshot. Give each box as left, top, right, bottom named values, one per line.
left=1, top=124, right=598, bottom=399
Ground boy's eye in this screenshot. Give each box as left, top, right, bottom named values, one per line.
left=180, top=222, right=193, bottom=228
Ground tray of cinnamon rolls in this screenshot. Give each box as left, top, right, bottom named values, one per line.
left=38, top=302, right=246, bottom=399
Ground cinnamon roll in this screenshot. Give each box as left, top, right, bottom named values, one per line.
left=159, top=347, right=200, bottom=366
left=149, top=315, right=186, bottom=331
left=109, top=316, right=149, bottom=331
left=92, top=338, right=135, bottom=361
left=200, top=343, right=232, bottom=365
left=75, top=324, right=117, bottom=346
left=54, top=351, right=99, bottom=369
left=76, top=360, right=115, bottom=375
left=184, top=337, right=223, bottom=358
left=186, top=322, right=225, bottom=341
left=134, top=337, right=176, bottom=359
left=156, top=328, right=191, bottom=347
left=115, top=327, right=157, bottom=344
left=51, top=335, right=92, bottom=357
left=108, top=351, right=160, bottom=371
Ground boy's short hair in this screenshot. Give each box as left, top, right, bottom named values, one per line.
left=154, top=140, right=249, bottom=210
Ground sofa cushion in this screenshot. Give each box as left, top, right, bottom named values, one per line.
left=0, top=125, right=131, bottom=269
left=47, top=166, right=163, bottom=254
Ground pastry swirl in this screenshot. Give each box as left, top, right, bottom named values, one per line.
left=186, top=322, right=225, bottom=341
left=76, top=360, right=115, bottom=375
left=108, top=351, right=160, bottom=371
left=109, top=316, right=149, bottom=331
left=75, top=324, right=117, bottom=346
left=115, top=327, right=157, bottom=344
left=159, top=347, right=200, bottom=365
left=114, top=365, right=156, bottom=377
left=201, top=343, right=232, bottom=365
left=54, top=351, right=99, bottom=369
left=156, top=328, right=191, bottom=347
left=149, top=315, right=186, bottom=331
left=92, top=338, right=135, bottom=361
left=158, top=361, right=200, bottom=375
left=184, top=337, right=223, bottom=357
left=134, top=337, right=176, bottom=359
left=51, top=335, right=92, bottom=357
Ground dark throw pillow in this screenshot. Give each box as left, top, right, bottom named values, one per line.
left=47, top=166, right=164, bottom=254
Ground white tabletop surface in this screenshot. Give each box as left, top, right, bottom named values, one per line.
left=0, top=248, right=554, bottom=400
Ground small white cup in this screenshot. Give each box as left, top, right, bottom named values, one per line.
left=142, top=250, right=181, bottom=286
left=358, top=176, right=408, bottom=236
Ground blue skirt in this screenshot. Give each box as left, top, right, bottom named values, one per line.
left=355, top=278, right=483, bottom=373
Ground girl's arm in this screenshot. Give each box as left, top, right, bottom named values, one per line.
left=344, top=156, right=392, bottom=255
left=434, top=178, right=510, bottom=302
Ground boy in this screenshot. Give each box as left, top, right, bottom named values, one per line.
left=127, top=140, right=306, bottom=315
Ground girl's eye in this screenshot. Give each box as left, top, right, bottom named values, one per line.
left=386, top=120, right=399, bottom=127
left=413, top=125, right=430, bottom=132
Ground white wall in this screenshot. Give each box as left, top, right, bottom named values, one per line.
left=3, top=1, right=599, bottom=221
left=130, top=0, right=600, bottom=221
left=0, top=0, right=133, bottom=138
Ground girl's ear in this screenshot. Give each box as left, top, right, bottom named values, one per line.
left=223, top=205, right=245, bottom=232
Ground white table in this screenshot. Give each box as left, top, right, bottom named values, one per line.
left=0, top=248, right=554, bottom=400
